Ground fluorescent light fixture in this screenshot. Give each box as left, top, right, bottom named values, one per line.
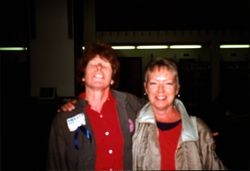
left=82, top=46, right=135, bottom=50
left=0, top=47, right=28, bottom=51
left=220, top=44, right=250, bottom=49
left=136, top=45, right=168, bottom=49
left=112, top=46, right=135, bottom=50
left=169, top=45, right=202, bottom=49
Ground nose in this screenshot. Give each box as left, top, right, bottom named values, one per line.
left=157, top=84, right=165, bottom=93
left=96, top=63, right=102, bottom=70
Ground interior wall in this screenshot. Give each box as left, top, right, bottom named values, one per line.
left=29, top=0, right=249, bottom=98
left=30, top=0, right=74, bottom=97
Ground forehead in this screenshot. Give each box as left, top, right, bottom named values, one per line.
left=89, top=55, right=109, bottom=63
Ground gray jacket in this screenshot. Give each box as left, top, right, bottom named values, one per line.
left=48, top=90, right=144, bottom=171
left=132, top=99, right=226, bottom=170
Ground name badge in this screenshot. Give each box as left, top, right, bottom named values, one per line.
left=67, top=113, right=86, bottom=132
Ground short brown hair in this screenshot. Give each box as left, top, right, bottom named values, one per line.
left=77, top=42, right=120, bottom=87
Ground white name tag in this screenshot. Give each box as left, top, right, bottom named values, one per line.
left=67, top=113, right=86, bottom=132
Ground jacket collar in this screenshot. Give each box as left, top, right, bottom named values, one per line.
left=136, top=99, right=198, bottom=142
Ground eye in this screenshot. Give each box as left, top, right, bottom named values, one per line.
left=149, top=81, right=157, bottom=86
left=88, top=63, right=95, bottom=67
left=166, top=82, right=173, bottom=85
left=101, top=64, right=108, bottom=69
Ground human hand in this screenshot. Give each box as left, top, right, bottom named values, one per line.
left=212, top=131, right=219, bottom=137
left=212, top=131, right=219, bottom=149
left=57, top=99, right=77, bottom=112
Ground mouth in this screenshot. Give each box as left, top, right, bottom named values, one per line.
left=94, top=73, right=104, bottom=79
left=156, top=96, right=166, bottom=100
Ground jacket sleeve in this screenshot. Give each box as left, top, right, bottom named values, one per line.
left=47, top=112, right=68, bottom=171
left=196, top=118, right=226, bottom=170
left=125, top=93, right=146, bottom=116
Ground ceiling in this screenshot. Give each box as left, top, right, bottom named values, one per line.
left=0, top=0, right=249, bottom=45
left=95, top=0, right=250, bottom=31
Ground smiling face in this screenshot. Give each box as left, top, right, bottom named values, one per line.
left=84, top=55, right=113, bottom=90
left=144, top=66, right=180, bottom=112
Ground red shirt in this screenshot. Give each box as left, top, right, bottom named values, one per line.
left=81, top=92, right=124, bottom=170
left=158, top=120, right=182, bottom=170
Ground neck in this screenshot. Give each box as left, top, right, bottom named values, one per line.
left=85, top=87, right=110, bottom=112
left=153, top=105, right=181, bottom=123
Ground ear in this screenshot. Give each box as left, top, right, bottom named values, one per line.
left=176, top=84, right=180, bottom=95
left=82, top=78, right=85, bottom=82
left=110, top=80, right=114, bottom=85
left=144, top=82, right=148, bottom=94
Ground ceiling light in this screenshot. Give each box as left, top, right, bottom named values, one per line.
left=136, top=45, right=168, bottom=49
left=169, top=45, right=202, bottom=49
left=220, top=44, right=250, bottom=49
left=112, top=46, right=136, bottom=50
left=0, top=47, right=28, bottom=51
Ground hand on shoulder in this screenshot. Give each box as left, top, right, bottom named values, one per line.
left=57, top=99, right=77, bottom=112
